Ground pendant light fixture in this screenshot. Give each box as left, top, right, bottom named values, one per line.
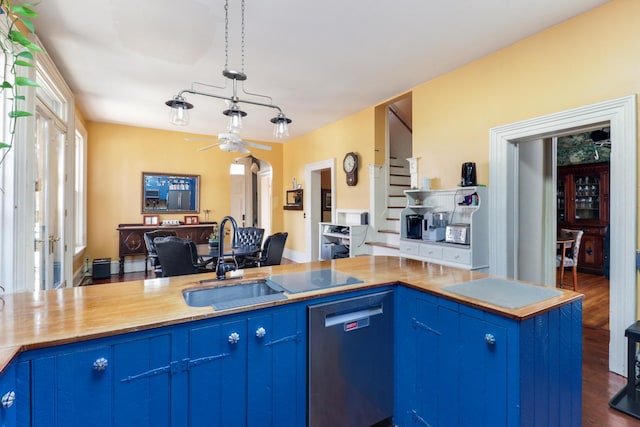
left=165, top=0, right=291, bottom=138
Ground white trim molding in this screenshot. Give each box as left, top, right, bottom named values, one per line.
left=489, top=94, right=637, bottom=376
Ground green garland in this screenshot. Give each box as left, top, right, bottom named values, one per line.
left=0, top=0, right=40, bottom=162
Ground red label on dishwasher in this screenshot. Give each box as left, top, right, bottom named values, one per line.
left=344, top=317, right=369, bottom=332
left=345, top=321, right=359, bottom=331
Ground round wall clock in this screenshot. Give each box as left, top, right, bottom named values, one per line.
left=343, top=152, right=358, bottom=186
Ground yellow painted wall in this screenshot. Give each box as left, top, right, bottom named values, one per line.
left=280, top=0, right=639, bottom=256
left=84, top=0, right=639, bottom=263
left=85, top=122, right=283, bottom=262
left=283, top=108, right=375, bottom=254
left=411, top=0, right=640, bottom=188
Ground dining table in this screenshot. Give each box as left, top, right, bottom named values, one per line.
left=196, top=244, right=261, bottom=269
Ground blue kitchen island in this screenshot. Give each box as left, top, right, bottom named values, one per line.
left=0, top=256, right=582, bottom=426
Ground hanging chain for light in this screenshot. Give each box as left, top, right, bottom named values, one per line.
left=241, top=0, right=245, bottom=73
left=167, top=0, right=291, bottom=138
left=223, top=0, right=246, bottom=74
left=224, top=0, right=229, bottom=71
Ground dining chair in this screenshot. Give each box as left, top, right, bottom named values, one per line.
left=154, top=236, right=210, bottom=277
left=243, top=232, right=288, bottom=268
left=235, top=227, right=265, bottom=268
left=143, top=230, right=177, bottom=275
left=556, top=228, right=584, bottom=291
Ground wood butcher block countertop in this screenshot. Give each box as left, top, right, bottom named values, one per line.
left=0, top=256, right=582, bottom=373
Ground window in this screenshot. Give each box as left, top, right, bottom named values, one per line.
left=74, top=122, right=87, bottom=253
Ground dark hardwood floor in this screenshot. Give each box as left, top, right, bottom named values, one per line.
left=93, top=265, right=638, bottom=425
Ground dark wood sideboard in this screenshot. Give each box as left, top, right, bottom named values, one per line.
left=117, top=223, right=215, bottom=276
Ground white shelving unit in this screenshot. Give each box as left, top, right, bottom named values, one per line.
left=318, top=209, right=370, bottom=260
left=399, top=186, right=488, bottom=270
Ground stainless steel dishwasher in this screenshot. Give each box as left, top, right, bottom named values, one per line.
left=308, top=290, right=394, bottom=427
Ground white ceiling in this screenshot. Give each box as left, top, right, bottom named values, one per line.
left=33, top=0, right=609, bottom=144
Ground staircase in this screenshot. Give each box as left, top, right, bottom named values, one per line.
left=367, top=157, right=410, bottom=255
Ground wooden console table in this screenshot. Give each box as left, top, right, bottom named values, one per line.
left=117, top=223, right=215, bottom=276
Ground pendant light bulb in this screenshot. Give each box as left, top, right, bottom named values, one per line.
left=165, top=95, right=193, bottom=126
left=223, top=103, right=247, bottom=133
left=271, top=113, right=292, bottom=139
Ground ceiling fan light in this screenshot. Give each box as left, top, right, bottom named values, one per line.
left=165, top=95, right=193, bottom=126
left=271, top=113, right=292, bottom=138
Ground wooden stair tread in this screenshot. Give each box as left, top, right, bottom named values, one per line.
left=365, top=241, right=400, bottom=250
left=390, top=173, right=410, bottom=177
left=388, top=205, right=405, bottom=209
left=378, top=229, right=399, bottom=235
left=386, top=218, right=400, bottom=221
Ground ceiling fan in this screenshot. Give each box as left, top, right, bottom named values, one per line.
left=185, top=133, right=272, bottom=154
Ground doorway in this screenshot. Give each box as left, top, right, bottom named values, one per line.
left=489, top=95, right=636, bottom=376
left=230, top=155, right=272, bottom=233
left=33, top=107, right=67, bottom=290
left=305, top=159, right=335, bottom=262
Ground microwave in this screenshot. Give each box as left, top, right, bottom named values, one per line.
left=445, top=223, right=470, bottom=245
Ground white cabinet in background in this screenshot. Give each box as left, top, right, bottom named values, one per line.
left=319, top=223, right=370, bottom=260
left=399, top=186, right=488, bottom=271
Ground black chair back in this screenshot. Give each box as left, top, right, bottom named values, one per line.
left=236, top=227, right=265, bottom=252
left=154, top=236, right=201, bottom=277
left=143, top=230, right=177, bottom=272
left=261, top=232, right=288, bottom=266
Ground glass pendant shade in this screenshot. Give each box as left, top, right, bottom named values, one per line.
left=165, top=95, right=193, bottom=126
left=170, top=104, right=189, bottom=126
left=227, top=111, right=243, bottom=133
left=223, top=103, right=247, bottom=133
left=271, top=113, right=292, bottom=139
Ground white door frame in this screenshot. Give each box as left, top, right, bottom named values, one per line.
left=489, top=94, right=637, bottom=376
left=305, top=159, right=335, bottom=262
left=257, top=168, right=272, bottom=237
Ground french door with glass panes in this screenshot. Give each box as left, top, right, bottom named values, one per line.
left=34, top=107, right=66, bottom=290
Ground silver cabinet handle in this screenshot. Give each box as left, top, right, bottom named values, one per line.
left=1, top=390, right=15, bottom=409
left=255, top=327, right=266, bottom=338
left=485, top=333, right=496, bottom=345
left=93, top=357, right=109, bottom=371
left=228, top=332, right=240, bottom=344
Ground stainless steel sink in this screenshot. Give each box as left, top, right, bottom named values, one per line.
left=182, top=279, right=287, bottom=310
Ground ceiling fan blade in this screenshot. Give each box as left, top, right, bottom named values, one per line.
left=237, top=146, right=250, bottom=154
left=198, top=142, right=221, bottom=151
left=185, top=137, right=216, bottom=142
left=242, top=140, right=272, bottom=151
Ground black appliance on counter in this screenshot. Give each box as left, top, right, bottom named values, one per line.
left=406, top=214, right=423, bottom=239
left=461, top=162, right=477, bottom=187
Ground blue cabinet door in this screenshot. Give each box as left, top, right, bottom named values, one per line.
left=0, top=362, right=16, bottom=427
left=188, top=317, right=247, bottom=427
left=111, top=333, right=173, bottom=426
left=455, top=307, right=508, bottom=426
left=395, top=287, right=509, bottom=426
left=29, top=330, right=174, bottom=427
left=247, top=305, right=305, bottom=427
left=32, top=344, right=113, bottom=427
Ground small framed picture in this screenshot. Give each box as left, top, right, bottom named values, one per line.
left=143, top=215, right=160, bottom=226
left=184, top=215, right=199, bottom=225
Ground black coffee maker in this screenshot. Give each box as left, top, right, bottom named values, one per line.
left=461, top=162, right=477, bottom=187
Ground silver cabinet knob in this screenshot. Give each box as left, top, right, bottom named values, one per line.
left=93, top=357, right=109, bottom=371
left=485, top=333, right=496, bottom=345
left=228, top=332, right=240, bottom=344
left=255, top=327, right=266, bottom=338
left=1, top=390, right=15, bottom=409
